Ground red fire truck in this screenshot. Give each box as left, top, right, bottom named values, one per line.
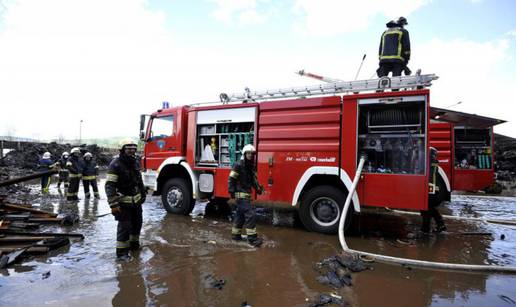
left=140, top=75, right=441, bottom=233
left=429, top=108, right=505, bottom=192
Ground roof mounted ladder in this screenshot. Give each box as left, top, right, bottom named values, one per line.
left=219, top=72, right=438, bottom=103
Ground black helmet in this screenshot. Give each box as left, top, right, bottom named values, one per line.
left=386, top=20, right=398, bottom=28
left=397, top=16, right=408, bottom=26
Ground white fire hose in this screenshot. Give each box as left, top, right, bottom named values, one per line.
left=338, top=156, right=516, bottom=273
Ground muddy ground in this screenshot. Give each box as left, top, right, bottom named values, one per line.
left=1, top=175, right=516, bottom=307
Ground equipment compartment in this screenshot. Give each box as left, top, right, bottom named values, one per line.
left=358, top=99, right=426, bottom=174
left=454, top=127, right=492, bottom=170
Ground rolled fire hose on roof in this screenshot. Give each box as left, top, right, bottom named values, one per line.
left=338, top=156, right=516, bottom=273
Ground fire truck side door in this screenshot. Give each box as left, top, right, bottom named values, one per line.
left=144, top=113, right=181, bottom=170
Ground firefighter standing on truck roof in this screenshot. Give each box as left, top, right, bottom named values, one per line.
left=228, top=144, right=264, bottom=247
left=66, top=147, right=83, bottom=201
left=377, top=17, right=411, bottom=78
left=38, top=152, right=57, bottom=194
left=105, top=138, right=146, bottom=260
left=57, top=152, right=70, bottom=190
left=421, top=147, right=447, bottom=233
left=82, top=152, right=100, bottom=199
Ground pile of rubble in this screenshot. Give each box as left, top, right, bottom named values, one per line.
left=494, top=134, right=516, bottom=182
left=0, top=142, right=115, bottom=170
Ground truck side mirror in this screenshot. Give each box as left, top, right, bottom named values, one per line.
left=139, top=115, right=146, bottom=141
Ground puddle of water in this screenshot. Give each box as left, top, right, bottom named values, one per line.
left=1, top=178, right=516, bottom=306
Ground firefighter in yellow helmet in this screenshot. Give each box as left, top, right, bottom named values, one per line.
left=228, top=144, right=264, bottom=247
left=82, top=152, right=100, bottom=199
left=105, top=138, right=146, bottom=259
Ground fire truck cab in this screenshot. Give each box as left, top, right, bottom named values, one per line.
left=140, top=75, right=441, bottom=234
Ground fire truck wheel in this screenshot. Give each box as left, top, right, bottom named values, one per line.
left=299, top=185, right=353, bottom=234
left=161, top=178, right=193, bottom=215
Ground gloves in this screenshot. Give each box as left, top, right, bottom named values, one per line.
left=111, top=205, right=121, bottom=220
left=257, top=185, right=264, bottom=195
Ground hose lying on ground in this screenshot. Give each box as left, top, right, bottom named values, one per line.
left=384, top=208, right=516, bottom=227
left=338, top=156, right=516, bottom=274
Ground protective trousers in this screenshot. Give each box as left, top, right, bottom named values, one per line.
left=377, top=62, right=403, bottom=77
left=420, top=206, right=445, bottom=232
left=67, top=175, right=81, bottom=201
left=58, top=170, right=69, bottom=188
left=41, top=175, right=51, bottom=194
left=232, top=198, right=257, bottom=239
left=83, top=179, right=99, bottom=198
left=116, top=205, right=143, bottom=256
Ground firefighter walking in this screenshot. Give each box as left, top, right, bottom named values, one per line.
left=82, top=152, right=100, bottom=199
left=57, top=152, right=70, bottom=190
left=421, top=147, right=447, bottom=233
left=105, top=139, right=146, bottom=259
left=377, top=17, right=411, bottom=77
left=66, top=147, right=83, bottom=201
left=228, top=144, right=264, bottom=247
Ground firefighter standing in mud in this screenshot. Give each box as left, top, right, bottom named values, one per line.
left=421, top=147, right=447, bottom=233
left=228, top=144, right=264, bottom=247
left=66, top=147, right=83, bottom=201
left=105, top=138, right=146, bottom=259
left=38, top=152, right=57, bottom=194
left=82, top=152, right=100, bottom=199
left=57, top=151, right=70, bottom=190
left=377, top=17, right=411, bottom=77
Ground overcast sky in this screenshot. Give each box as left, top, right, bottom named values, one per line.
left=0, top=0, right=515, bottom=140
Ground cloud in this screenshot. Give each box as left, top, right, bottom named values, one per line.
left=412, top=38, right=516, bottom=136
left=207, top=0, right=268, bottom=25
left=0, top=0, right=179, bottom=139
left=292, top=0, right=431, bottom=37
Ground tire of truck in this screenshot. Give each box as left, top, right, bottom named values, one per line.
left=299, top=185, right=353, bottom=234
left=429, top=175, right=449, bottom=207
left=161, top=178, right=193, bottom=215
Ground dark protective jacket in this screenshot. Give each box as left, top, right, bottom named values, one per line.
left=66, top=156, right=84, bottom=175
left=82, top=159, right=99, bottom=178
left=105, top=154, right=145, bottom=204
left=58, top=157, right=69, bottom=171
left=379, top=23, right=411, bottom=64
left=38, top=158, right=54, bottom=171
left=228, top=159, right=260, bottom=197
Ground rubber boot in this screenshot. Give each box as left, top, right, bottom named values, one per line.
left=247, top=235, right=263, bottom=247
left=116, top=248, right=130, bottom=260
left=232, top=234, right=243, bottom=241
left=420, top=211, right=431, bottom=234
left=129, top=241, right=140, bottom=251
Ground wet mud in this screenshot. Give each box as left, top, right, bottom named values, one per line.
left=1, top=177, right=516, bottom=307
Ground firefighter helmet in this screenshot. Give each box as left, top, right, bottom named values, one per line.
left=70, top=147, right=81, bottom=154
left=397, top=16, right=408, bottom=26
left=84, top=152, right=92, bottom=159
left=242, top=144, right=256, bottom=155
left=62, top=151, right=69, bottom=157
left=42, top=152, right=51, bottom=159
left=118, top=138, right=137, bottom=150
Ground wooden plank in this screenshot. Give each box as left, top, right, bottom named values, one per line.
left=0, top=236, right=55, bottom=243
left=1, top=231, right=84, bottom=239
left=28, top=218, right=63, bottom=223
left=2, top=203, right=57, bottom=217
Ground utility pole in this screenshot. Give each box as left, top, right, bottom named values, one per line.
left=79, top=119, right=83, bottom=144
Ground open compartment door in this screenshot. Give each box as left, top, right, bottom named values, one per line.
left=357, top=95, right=429, bottom=211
